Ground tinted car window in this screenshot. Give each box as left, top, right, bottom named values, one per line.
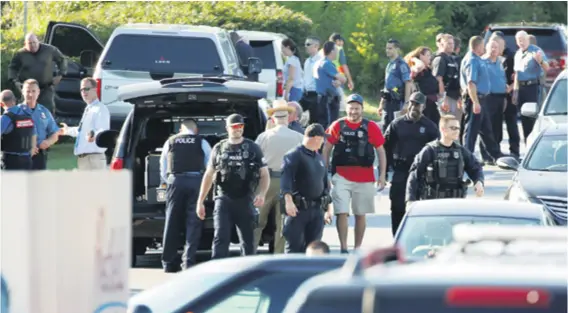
left=486, top=28, right=566, bottom=52
left=526, top=134, right=568, bottom=172
left=544, top=78, right=567, bottom=114
left=250, top=41, right=277, bottom=69
left=397, top=215, right=542, bottom=259
left=102, top=34, right=224, bottom=74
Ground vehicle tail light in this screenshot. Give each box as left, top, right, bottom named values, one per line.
left=96, top=78, right=102, bottom=99
left=558, top=56, right=566, bottom=69
left=446, top=287, right=550, bottom=308
left=110, top=157, right=124, bottom=170
left=276, top=70, right=284, bottom=97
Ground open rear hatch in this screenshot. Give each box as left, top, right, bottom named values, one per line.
left=118, top=77, right=268, bottom=217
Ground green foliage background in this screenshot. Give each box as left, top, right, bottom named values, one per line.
left=1, top=1, right=566, bottom=98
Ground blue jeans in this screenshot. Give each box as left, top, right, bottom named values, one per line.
left=288, top=87, right=303, bottom=102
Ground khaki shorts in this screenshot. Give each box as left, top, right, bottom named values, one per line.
left=331, top=174, right=376, bottom=215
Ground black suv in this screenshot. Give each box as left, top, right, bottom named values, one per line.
left=483, top=23, right=567, bottom=87
left=96, top=75, right=273, bottom=266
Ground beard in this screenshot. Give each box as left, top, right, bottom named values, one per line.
left=408, top=106, right=421, bottom=121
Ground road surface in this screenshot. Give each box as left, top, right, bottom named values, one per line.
left=129, top=125, right=527, bottom=294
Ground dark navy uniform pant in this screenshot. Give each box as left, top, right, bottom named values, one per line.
left=31, top=150, right=47, bottom=170
left=314, top=95, right=339, bottom=129
left=503, top=95, right=521, bottom=157
left=383, top=99, right=403, bottom=131
left=480, top=94, right=506, bottom=162
left=517, top=83, right=539, bottom=142
left=211, top=194, right=255, bottom=259
left=162, top=174, right=203, bottom=271
left=2, top=153, right=32, bottom=170
left=463, top=95, right=502, bottom=160
left=389, top=170, right=408, bottom=236
left=282, top=205, right=324, bottom=254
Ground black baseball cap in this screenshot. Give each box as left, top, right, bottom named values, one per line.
left=226, top=113, right=245, bottom=126
left=409, top=92, right=426, bottom=106
left=330, top=33, right=344, bottom=42
left=305, top=123, right=329, bottom=138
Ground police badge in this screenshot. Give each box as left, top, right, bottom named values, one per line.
left=453, top=151, right=459, bottom=159
left=243, top=150, right=249, bottom=159
left=357, top=130, right=363, bottom=138
left=40, top=112, right=46, bottom=119
left=419, top=127, right=425, bottom=134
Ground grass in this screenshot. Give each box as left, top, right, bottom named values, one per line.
left=362, top=95, right=381, bottom=121
left=47, top=143, right=77, bottom=170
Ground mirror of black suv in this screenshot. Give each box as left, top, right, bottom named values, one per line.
left=96, top=130, right=120, bottom=149
left=247, top=57, right=262, bottom=75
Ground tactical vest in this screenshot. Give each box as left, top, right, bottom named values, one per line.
left=1, top=112, right=35, bottom=153
left=422, top=141, right=465, bottom=200
left=215, top=139, right=261, bottom=197
left=434, top=53, right=460, bottom=92
left=166, top=133, right=205, bottom=174
left=332, top=119, right=375, bottom=168
left=393, top=118, right=433, bottom=168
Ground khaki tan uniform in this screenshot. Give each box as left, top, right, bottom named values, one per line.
left=254, top=125, right=303, bottom=253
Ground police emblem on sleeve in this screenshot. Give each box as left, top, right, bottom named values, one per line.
left=419, top=127, right=425, bottom=134
left=40, top=112, right=46, bottom=119
left=243, top=151, right=249, bottom=159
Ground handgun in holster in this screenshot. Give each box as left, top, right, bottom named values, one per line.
left=320, top=194, right=332, bottom=212
left=280, top=192, right=307, bottom=215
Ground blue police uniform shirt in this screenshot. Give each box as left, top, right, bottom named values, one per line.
left=460, top=51, right=491, bottom=96
left=159, top=130, right=212, bottom=184
left=1, top=106, right=39, bottom=155
left=484, top=57, right=507, bottom=94
left=18, top=103, right=59, bottom=146
left=514, top=44, right=548, bottom=82
left=315, top=58, right=338, bottom=96
left=384, top=56, right=410, bottom=90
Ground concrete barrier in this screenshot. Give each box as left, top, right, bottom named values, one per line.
left=0, top=171, right=131, bottom=313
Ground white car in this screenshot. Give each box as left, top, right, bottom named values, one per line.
left=521, top=69, right=568, bottom=148
left=237, top=30, right=286, bottom=101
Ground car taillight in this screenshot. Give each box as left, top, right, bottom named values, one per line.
left=276, top=70, right=283, bottom=97
left=110, top=157, right=124, bottom=170
left=558, top=56, right=566, bottom=69
left=96, top=78, right=102, bottom=99
left=446, top=287, right=550, bottom=308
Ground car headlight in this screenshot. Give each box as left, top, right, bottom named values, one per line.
left=508, top=184, right=529, bottom=202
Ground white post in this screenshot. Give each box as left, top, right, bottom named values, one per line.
left=23, top=1, right=28, bottom=36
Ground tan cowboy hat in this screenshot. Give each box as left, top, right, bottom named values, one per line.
left=266, top=99, right=295, bottom=116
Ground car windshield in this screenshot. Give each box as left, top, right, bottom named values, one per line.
left=397, top=215, right=542, bottom=259
left=544, top=78, right=567, bottom=115
left=526, top=134, right=568, bottom=171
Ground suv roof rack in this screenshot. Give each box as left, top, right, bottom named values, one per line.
left=340, top=246, right=404, bottom=277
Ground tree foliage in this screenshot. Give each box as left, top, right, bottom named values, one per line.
left=0, top=1, right=312, bottom=90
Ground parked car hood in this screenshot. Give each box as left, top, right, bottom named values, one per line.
left=518, top=170, right=568, bottom=198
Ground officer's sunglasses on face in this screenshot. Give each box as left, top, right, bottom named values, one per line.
left=305, top=42, right=314, bottom=47
left=447, top=126, right=460, bottom=131
left=80, top=87, right=93, bottom=93
left=229, top=124, right=244, bottom=130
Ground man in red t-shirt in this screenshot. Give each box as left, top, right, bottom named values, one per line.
left=323, top=94, right=387, bottom=253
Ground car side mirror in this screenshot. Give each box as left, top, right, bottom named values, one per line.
left=80, top=50, right=97, bottom=68
left=496, top=156, right=519, bottom=171
left=247, top=57, right=262, bottom=75
left=520, top=102, right=538, bottom=118
left=96, top=130, right=119, bottom=149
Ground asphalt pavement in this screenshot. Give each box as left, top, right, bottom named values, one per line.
left=129, top=123, right=528, bottom=294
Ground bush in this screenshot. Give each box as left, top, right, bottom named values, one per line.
left=1, top=1, right=313, bottom=91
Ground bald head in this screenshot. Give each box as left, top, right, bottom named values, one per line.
left=287, top=101, right=302, bottom=122
left=1, top=90, right=16, bottom=109
left=180, top=119, right=198, bottom=133
left=515, top=31, right=530, bottom=50
left=24, top=32, right=40, bottom=53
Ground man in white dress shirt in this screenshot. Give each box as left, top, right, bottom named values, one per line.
left=59, top=77, right=110, bottom=170
left=301, top=36, right=322, bottom=125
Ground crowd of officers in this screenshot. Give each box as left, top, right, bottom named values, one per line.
left=1, top=31, right=548, bottom=272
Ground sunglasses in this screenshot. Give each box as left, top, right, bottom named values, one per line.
left=448, top=126, right=461, bottom=131
left=305, top=42, right=313, bottom=47
left=80, top=87, right=93, bottom=92
left=230, top=124, right=244, bottom=129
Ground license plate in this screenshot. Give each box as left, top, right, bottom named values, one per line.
left=156, top=189, right=166, bottom=203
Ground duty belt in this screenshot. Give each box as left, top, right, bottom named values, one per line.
left=519, top=79, right=539, bottom=86
left=78, top=152, right=103, bottom=158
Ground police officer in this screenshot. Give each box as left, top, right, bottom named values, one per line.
left=384, top=92, right=439, bottom=235
left=512, top=31, right=550, bottom=142
left=254, top=100, right=303, bottom=254
left=406, top=115, right=484, bottom=204
left=377, top=39, right=412, bottom=130
left=432, top=34, right=462, bottom=123
left=480, top=39, right=508, bottom=166
left=315, top=41, right=347, bottom=129
left=196, top=114, right=270, bottom=259
left=1, top=89, right=37, bottom=170
left=491, top=31, right=521, bottom=159
left=281, top=123, right=333, bottom=253
left=17, top=79, right=59, bottom=170
left=461, top=36, right=502, bottom=161
left=159, top=119, right=211, bottom=272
